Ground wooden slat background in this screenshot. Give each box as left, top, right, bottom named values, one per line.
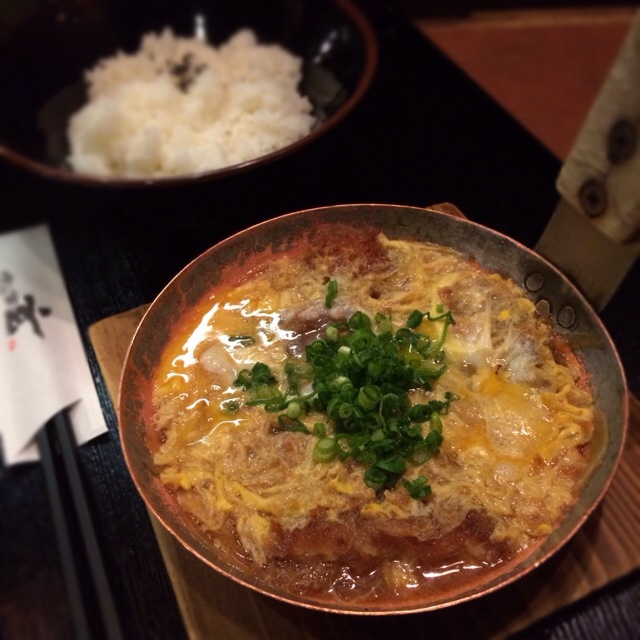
left=416, top=7, right=636, bottom=160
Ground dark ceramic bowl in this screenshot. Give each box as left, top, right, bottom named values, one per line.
left=0, top=0, right=376, bottom=187
left=118, top=203, right=627, bottom=615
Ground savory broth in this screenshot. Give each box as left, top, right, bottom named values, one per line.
left=149, top=226, right=595, bottom=606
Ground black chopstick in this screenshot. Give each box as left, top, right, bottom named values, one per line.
left=36, top=410, right=124, bottom=640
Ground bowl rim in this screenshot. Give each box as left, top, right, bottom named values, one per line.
left=0, top=0, right=378, bottom=188
left=117, top=202, right=629, bottom=615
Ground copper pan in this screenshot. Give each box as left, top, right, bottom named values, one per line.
left=117, top=202, right=628, bottom=614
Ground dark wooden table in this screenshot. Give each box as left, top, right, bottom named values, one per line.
left=1, top=3, right=638, bottom=638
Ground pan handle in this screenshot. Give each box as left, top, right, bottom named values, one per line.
left=556, top=10, right=640, bottom=245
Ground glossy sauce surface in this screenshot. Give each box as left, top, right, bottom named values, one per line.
left=150, top=228, right=596, bottom=606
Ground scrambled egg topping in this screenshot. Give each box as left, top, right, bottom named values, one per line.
left=152, top=233, right=595, bottom=576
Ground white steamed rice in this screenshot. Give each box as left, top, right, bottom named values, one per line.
left=67, top=28, right=315, bottom=178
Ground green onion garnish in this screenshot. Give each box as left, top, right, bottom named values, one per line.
left=325, top=279, right=338, bottom=308
left=402, top=474, right=432, bottom=499
left=234, top=362, right=275, bottom=390
left=221, top=400, right=240, bottom=414
left=228, top=335, right=255, bottom=346
left=233, top=290, right=457, bottom=499
left=313, top=437, right=338, bottom=462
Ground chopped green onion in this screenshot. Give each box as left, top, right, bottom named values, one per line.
left=348, top=311, right=371, bottom=330
left=313, top=422, right=327, bottom=437
left=313, top=437, right=338, bottom=462
left=337, top=403, right=354, bottom=420
left=403, top=474, right=432, bottom=500
left=409, top=403, right=433, bottom=422
left=406, top=309, right=424, bottom=329
left=286, top=401, right=302, bottom=419
left=264, top=397, right=287, bottom=412
left=425, top=429, right=443, bottom=452
left=377, top=455, right=406, bottom=474
left=277, top=415, right=309, bottom=433
left=221, top=400, right=240, bottom=414
left=233, top=302, right=456, bottom=499
left=325, top=325, right=339, bottom=342
left=325, top=279, right=338, bottom=308
left=374, top=312, right=392, bottom=333
left=430, top=412, right=443, bottom=433
left=228, top=335, right=255, bottom=345
left=234, top=369, right=253, bottom=389
left=409, top=443, right=431, bottom=465
left=364, top=466, right=389, bottom=490
left=329, top=375, right=351, bottom=392
left=233, top=362, right=276, bottom=390
left=357, top=385, right=381, bottom=411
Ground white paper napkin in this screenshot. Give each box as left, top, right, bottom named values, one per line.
left=0, top=224, right=107, bottom=465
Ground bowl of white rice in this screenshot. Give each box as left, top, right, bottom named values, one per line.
left=0, top=0, right=376, bottom=186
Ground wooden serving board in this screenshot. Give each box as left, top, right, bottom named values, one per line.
left=89, top=303, right=639, bottom=640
